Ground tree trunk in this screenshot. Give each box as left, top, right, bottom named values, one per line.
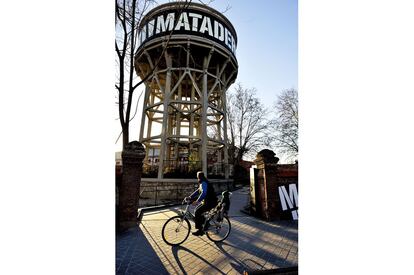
left=122, top=125, right=129, bottom=150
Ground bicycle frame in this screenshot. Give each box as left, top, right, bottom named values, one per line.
left=178, top=203, right=216, bottom=234
left=179, top=202, right=196, bottom=221
left=161, top=194, right=232, bottom=245
left=179, top=192, right=232, bottom=228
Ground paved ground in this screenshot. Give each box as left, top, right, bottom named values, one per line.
left=116, top=187, right=298, bottom=275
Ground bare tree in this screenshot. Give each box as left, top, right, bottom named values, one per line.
left=272, top=88, right=298, bottom=160
left=116, top=0, right=197, bottom=150
left=115, top=0, right=156, bottom=149
left=196, top=0, right=231, bottom=13
left=226, top=83, right=271, bottom=163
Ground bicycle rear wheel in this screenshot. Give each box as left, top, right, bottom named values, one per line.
left=205, top=216, right=231, bottom=242
left=162, top=215, right=191, bottom=246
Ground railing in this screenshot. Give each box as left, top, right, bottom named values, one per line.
left=207, top=162, right=225, bottom=179
left=139, top=182, right=198, bottom=207
left=142, top=160, right=234, bottom=179
left=142, top=162, right=159, bottom=178
left=163, top=160, right=202, bottom=178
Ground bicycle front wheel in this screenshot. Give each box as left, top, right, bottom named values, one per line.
left=162, top=215, right=191, bottom=246
left=206, top=216, right=231, bottom=242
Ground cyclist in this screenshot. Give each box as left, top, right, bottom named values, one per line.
left=185, top=171, right=218, bottom=236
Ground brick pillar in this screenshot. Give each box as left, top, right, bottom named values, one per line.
left=118, top=141, right=146, bottom=231
left=254, top=149, right=279, bottom=221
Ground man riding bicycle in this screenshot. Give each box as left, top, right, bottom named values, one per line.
left=185, top=171, right=218, bottom=236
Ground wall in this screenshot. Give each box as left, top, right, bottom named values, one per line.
left=250, top=149, right=298, bottom=221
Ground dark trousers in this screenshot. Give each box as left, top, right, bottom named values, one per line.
left=194, top=203, right=214, bottom=230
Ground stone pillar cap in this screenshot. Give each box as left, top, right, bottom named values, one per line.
left=122, top=141, right=146, bottom=159
left=255, top=149, right=279, bottom=164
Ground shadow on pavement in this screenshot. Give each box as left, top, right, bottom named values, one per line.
left=242, top=258, right=267, bottom=270
left=171, top=245, right=226, bottom=275
left=214, top=241, right=247, bottom=273
left=116, top=226, right=169, bottom=275
left=216, top=241, right=273, bottom=270
left=231, top=217, right=298, bottom=243
left=222, top=226, right=296, bottom=268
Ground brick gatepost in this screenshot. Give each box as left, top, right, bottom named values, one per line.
left=118, top=141, right=146, bottom=231
left=254, top=149, right=280, bottom=221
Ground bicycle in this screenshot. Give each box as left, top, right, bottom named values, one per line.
left=161, top=192, right=232, bottom=246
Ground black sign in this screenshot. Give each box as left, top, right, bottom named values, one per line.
left=138, top=7, right=237, bottom=57
left=278, top=184, right=298, bottom=220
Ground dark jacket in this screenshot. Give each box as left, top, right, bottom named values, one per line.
left=190, top=180, right=217, bottom=207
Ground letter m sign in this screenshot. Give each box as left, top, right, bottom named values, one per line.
left=278, top=184, right=298, bottom=220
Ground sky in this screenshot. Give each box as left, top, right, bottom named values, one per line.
left=115, top=0, right=298, bottom=154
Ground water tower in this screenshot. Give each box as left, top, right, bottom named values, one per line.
left=135, top=2, right=238, bottom=181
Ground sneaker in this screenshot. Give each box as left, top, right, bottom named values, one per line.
left=203, top=221, right=211, bottom=231
left=192, top=230, right=204, bottom=236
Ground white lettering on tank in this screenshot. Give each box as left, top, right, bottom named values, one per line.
left=156, top=12, right=175, bottom=34
left=174, top=12, right=190, bottom=31
left=199, top=16, right=213, bottom=36
left=147, top=19, right=155, bottom=38
left=188, top=12, right=202, bottom=32
left=214, top=20, right=224, bottom=41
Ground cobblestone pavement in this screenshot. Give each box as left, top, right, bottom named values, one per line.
left=116, top=187, right=298, bottom=275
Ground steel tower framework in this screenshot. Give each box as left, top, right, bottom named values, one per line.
left=135, top=3, right=238, bottom=179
